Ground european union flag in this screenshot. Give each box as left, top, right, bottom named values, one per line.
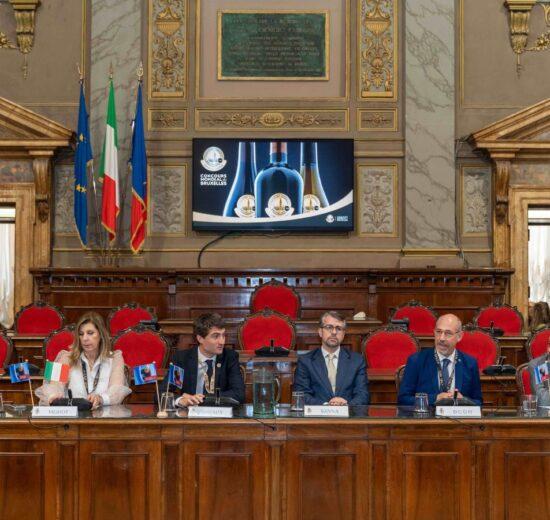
left=8, top=362, right=30, bottom=383
left=74, top=82, right=93, bottom=246
left=168, top=363, right=184, bottom=389
left=133, top=363, right=157, bottom=385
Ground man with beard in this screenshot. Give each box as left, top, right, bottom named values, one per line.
left=293, top=311, right=369, bottom=405
left=397, top=314, right=482, bottom=406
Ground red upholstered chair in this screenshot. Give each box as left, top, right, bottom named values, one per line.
left=250, top=280, right=301, bottom=320
left=112, top=325, right=169, bottom=368
left=389, top=300, right=438, bottom=335
left=362, top=326, right=420, bottom=369
left=456, top=326, right=499, bottom=371
left=42, top=324, right=76, bottom=362
left=238, top=309, right=296, bottom=352
left=14, top=301, right=64, bottom=335
left=108, top=302, right=156, bottom=336
left=516, top=362, right=533, bottom=400
left=526, top=326, right=550, bottom=360
left=474, top=303, right=524, bottom=336
left=0, top=332, right=13, bottom=368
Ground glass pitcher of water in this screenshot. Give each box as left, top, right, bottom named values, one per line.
left=252, top=367, right=280, bottom=418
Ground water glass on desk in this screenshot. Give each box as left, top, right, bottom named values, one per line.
left=160, top=392, right=176, bottom=412
left=291, top=391, right=305, bottom=412
left=522, top=395, right=537, bottom=416
left=414, top=393, right=429, bottom=414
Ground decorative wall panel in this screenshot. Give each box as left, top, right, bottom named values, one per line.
left=148, top=0, right=187, bottom=99
left=196, top=109, right=348, bottom=131
left=357, top=164, right=397, bottom=236
left=148, top=164, right=186, bottom=235
left=148, top=109, right=186, bottom=131
left=54, top=165, right=75, bottom=235
left=357, top=108, right=397, bottom=131
left=462, top=166, right=490, bottom=236
left=358, top=0, right=397, bottom=99
left=0, top=160, right=33, bottom=183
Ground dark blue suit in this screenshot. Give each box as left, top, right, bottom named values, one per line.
left=397, top=348, right=482, bottom=406
left=293, top=347, right=369, bottom=405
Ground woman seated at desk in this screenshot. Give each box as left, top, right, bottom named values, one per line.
left=36, top=312, right=131, bottom=409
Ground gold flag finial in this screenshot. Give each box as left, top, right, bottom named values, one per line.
left=109, top=62, right=114, bottom=80
left=137, top=61, right=144, bottom=82
left=77, top=62, right=83, bottom=82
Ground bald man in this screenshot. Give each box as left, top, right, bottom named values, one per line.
left=397, top=314, right=482, bottom=406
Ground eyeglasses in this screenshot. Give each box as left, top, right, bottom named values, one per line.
left=434, top=329, right=460, bottom=339
left=321, top=324, right=345, bottom=333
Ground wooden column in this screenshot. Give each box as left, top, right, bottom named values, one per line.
left=492, top=158, right=512, bottom=268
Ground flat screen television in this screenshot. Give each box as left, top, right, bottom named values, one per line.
left=192, top=138, right=354, bottom=232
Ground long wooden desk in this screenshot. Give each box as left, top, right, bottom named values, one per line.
left=0, top=404, right=547, bottom=519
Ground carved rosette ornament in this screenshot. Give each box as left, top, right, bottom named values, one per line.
left=360, top=0, right=396, bottom=98
left=150, top=0, right=186, bottom=97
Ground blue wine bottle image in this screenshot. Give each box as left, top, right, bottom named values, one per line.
left=254, top=142, right=304, bottom=218
left=300, top=141, right=329, bottom=212
left=223, top=142, right=257, bottom=218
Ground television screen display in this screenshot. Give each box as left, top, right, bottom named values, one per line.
left=192, top=138, right=354, bottom=232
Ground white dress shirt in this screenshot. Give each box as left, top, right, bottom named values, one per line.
left=322, top=346, right=340, bottom=373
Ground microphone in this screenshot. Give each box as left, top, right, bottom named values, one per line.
left=67, top=389, right=73, bottom=407
left=215, top=387, right=221, bottom=406
left=453, top=389, right=458, bottom=406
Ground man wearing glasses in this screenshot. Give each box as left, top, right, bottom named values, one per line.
left=293, top=311, right=369, bottom=405
left=397, top=314, right=482, bottom=406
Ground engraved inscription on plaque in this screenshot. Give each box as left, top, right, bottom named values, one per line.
left=218, top=11, right=329, bottom=80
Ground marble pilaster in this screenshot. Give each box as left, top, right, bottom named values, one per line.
left=405, top=0, right=455, bottom=248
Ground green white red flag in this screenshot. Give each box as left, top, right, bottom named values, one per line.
left=98, top=79, right=119, bottom=242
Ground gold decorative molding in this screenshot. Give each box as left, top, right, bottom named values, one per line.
left=195, top=109, right=349, bottom=131
left=358, top=0, right=397, bottom=100
left=148, top=109, right=186, bottom=131
left=148, top=0, right=187, bottom=99
left=357, top=108, right=397, bottom=131
left=0, top=31, right=16, bottom=49
left=357, top=163, right=398, bottom=237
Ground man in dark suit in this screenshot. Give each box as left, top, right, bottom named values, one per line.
left=397, top=314, right=482, bottom=406
left=159, top=313, right=245, bottom=406
left=293, top=311, right=369, bottom=405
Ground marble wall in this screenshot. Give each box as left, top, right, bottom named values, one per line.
left=404, top=0, right=456, bottom=249
left=89, top=0, right=142, bottom=247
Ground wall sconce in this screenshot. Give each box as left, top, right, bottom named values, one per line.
left=0, top=0, right=41, bottom=78
left=505, top=0, right=550, bottom=74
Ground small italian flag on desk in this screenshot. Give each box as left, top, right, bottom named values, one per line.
left=44, top=361, right=70, bottom=383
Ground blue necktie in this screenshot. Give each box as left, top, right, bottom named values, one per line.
left=441, top=358, right=451, bottom=391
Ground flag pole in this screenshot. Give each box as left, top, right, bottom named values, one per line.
left=26, top=359, right=34, bottom=407
left=164, top=362, right=172, bottom=412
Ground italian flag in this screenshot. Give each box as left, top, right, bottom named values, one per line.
left=98, top=79, right=119, bottom=242
left=44, top=361, right=70, bottom=383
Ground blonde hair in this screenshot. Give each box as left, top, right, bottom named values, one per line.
left=69, top=312, right=112, bottom=366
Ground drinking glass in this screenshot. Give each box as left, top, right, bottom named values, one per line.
left=291, top=391, right=305, bottom=412
left=414, top=393, right=429, bottom=413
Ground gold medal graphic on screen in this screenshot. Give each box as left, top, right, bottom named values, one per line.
left=266, top=193, right=294, bottom=218
left=234, top=194, right=255, bottom=218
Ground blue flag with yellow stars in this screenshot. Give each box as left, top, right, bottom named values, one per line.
left=74, top=82, right=93, bottom=246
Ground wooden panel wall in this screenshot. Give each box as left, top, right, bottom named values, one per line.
left=32, top=268, right=512, bottom=325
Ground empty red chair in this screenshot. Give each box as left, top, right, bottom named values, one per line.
left=0, top=332, right=13, bottom=368
left=457, top=326, right=499, bottom=371
left=474, top=303, right=524, bottom=336
left=526, top=326, right=550, bottom=360
left=43, top=324, right=75, bottom=362
left=108, top=302, right=156, bottom=336
left=238, top=309, right=296, bottom=352
left=362, top=326, right=420, bottom=369
left=390, top=300, right=438, bottom=335
left=15, top=301, right=64, bottom=335
left=250, top=280, right=301, bottom=320
left=112, top=325, right=169, bottom=368
left=516, top=362, right=533, bottom=400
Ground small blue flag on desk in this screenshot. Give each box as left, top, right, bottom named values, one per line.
left=534, top=361, right=550, bottom=385
left=133, top=363, right=157, bottom=385
left=168, top=363, right=184, bottom=389
left=8, top=362, right=30, bottom=383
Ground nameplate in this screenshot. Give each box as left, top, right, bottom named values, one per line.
left=31, top=406, right=78, bottom=418
left=187, top=406, right=233, bottom=418
left=435, top=406, right=481, bottom=418
left=304, top=405, right=349, bottom=417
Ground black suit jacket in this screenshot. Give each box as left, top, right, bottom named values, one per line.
left=158, top=346, right=245, bottom=403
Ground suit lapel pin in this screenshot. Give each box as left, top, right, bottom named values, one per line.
left=217, top=363, right=221, bottom=368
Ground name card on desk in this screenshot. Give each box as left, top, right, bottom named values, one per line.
left=436, top=406, right=481, bottom=418
left=188, top=406, right=233, bottom=418
left=31, top=406, right=78, bottom=417
left=304, top=406, right=349, bottom=417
